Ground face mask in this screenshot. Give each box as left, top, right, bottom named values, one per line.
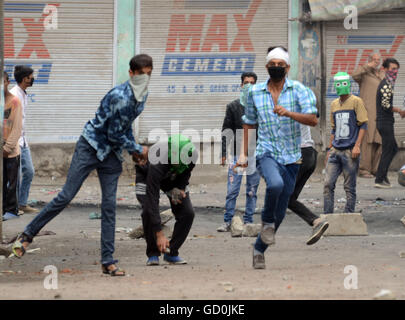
left=129, top=73, right=150, bottom=101
left=333, top=72, right=351, bottom=96
left=267, top=66, right=286, bottom=81
left=26, top=77, right=34, bottom=87
left=386, top=70, right=398, bottom=84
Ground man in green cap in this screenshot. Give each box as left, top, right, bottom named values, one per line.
left=135, top=134, right=198, bottom=265
left=324, top=72, right=368, bottom=213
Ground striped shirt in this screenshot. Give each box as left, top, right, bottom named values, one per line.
left=241, top=78, right=317, bottom=165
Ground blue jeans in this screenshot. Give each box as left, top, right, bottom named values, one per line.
left=18, top=145, right=35, bottom=206
left=323, top=148, right=359, bottom=214
left=24, top=136, right=122, bottom=266
left=224, top=157, right=260, bottom=224
left=254, top=153, right=299, bottom=253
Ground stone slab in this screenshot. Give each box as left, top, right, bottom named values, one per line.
left=320, top=213, right=368, bottom=236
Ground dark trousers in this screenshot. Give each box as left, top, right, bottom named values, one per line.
left=376, top=122, right=398, bottom=183
left=288, top=147, right=319, bottom=226
left=135, top=168, right=194, bottom=258
left=3, top=156, right=20, bottom=215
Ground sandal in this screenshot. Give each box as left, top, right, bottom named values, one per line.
left=11, top=233, right=33, bottom=258
left=101, top=261, right=125, bottom=276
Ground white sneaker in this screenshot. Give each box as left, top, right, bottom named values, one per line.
left=217, top=223, right=231, bottom=232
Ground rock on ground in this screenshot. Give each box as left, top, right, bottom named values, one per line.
left=128, top=209, right=174, bottom=239
left=231, top=215, right=243, bottom=237
left=242, top=224, right=261, bottom=237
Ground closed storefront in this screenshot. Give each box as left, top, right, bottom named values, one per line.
left=138, top=0, right=288, bottom=142
left=4, top=0, right=115, bottom=144
left=324, top=10, right=405, bottom=145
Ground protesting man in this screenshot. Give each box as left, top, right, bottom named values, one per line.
left=218, top=72, right=261, bottom=232
left=235, top=46, right=318, bottom=269
left=10, top=66, right=38, bottom=214
left=374, top=58, right=403, bottom=188
left=12, top=54, right=152, bottom=276
left=3, top=71, right=23, bottom=221
left=352, top=53, right=384, bottom=178
left=324, top=72, right=368, bottom=213
left=136, top=134, right=198, bottom=266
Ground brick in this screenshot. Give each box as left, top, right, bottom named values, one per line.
left=319, top=213, right=368, bottom=236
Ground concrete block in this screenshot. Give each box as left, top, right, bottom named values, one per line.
left=319, top=213, right=368, bottom=236
left=231, top=215, right=243, bottom=237
left=242, top=224, right=261, bottom=237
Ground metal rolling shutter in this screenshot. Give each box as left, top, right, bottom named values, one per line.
left=325, top=10, right=405, bottom=146
left=138, top=0, right=288, bottom=143
left=4, top=0, right=114, bottom=144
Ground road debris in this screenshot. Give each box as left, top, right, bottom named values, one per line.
left=373, top=289, right=396, bottom=300
left=242, top=224, right=261, bottom=237
left=230, top=215, right=243, bottom=237
left=193, top=235, right=215, bottom=239
left=129, top=209, right=174, bottom=239
left=26, top=248, right=41, bottom=254
left=89, top=212, right=102, bottom=219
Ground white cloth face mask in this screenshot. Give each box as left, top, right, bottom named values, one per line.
left=129, top=73, right=150, bottom=101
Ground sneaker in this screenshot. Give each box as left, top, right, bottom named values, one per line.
left=146, top=256, right=160, bottom=266
left=217, top=222, right=231, bottom=232
left=163, top=254, right=187, bottom=265
left=19, top=205, right=39, bottom=214
left=2, top=212, right=20, bottom=221
left=374, top=182, right=391, bottom=189
left=252, top=247, right=265, bottom=269
left=260, top=224, right=275, bottom=245
left=384, top=177, right=392, bottom=187
left=306, top=220, right=329, bottom=245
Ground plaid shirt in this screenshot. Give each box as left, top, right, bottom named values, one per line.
left=241, top=78, right=317, bottom=165
left=82, top=81, right=146, bottom=162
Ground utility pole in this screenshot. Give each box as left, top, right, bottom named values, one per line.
left=1, top=0, right=5, bottom=242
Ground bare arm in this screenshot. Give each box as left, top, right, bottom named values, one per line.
left=233, top=123, right=255, bottom=170
left=273, top=105, right=318, bottom=126
left=242, top=123, right=256, bottom=158
left=286, top=112, right=318, bottom=126
left=352, top=128, right=366, bottom=159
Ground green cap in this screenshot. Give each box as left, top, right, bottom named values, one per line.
left=168, top=134, right=196, bottom=174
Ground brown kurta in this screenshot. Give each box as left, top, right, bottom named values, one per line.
left=3, top=95, right=23, bottom=159
left=351, top=65, right=384, bottom=144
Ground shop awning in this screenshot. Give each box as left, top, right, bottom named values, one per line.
left=308, top=0, right=405, bottom=21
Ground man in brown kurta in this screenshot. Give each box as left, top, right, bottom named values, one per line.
left=352, top=53, right=385, bottom=178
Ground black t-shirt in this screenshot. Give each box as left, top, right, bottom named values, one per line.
left=376, top=78, right=395, bottom=124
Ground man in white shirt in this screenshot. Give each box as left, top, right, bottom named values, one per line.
left=10, top=65, right=38, bottom=214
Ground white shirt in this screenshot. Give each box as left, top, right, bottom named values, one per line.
left=300, top=124, right=314, bottom=148
left=10, top=85, right=28, bottom=147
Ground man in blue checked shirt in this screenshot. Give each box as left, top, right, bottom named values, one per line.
left=12, top=54, right=153, bottom=277
left=235, top=46, right=318, bottom=269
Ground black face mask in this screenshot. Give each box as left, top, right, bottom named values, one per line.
left=30, top=78, right=35, bottom=86
left=267, top=66, right=286, bottom=81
